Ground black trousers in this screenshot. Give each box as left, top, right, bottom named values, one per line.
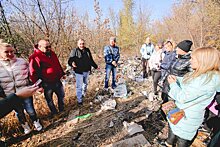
left=151, top=70, right=161, bottom=94
left=142, top=58, right=149, bottom=78
left=166, top=127, right=194, bottom=147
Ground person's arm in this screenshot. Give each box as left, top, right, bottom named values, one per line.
left=0, top=94, right=21, bottom=118
left=0, top=85, right=40, bottom=118
left=140, top=44, right=145, bottom=56
left=29, top=56, right=41, bottom=83
left=104, top=46, right=113, bottom=64
left=168, top=75, right=208, bottom=104
left=68, top=48, right=77, bottom=67
left=88, top=49, right=98, bottom=69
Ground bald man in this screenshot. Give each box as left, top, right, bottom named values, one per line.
left=29, top=40, right=65, bottom=116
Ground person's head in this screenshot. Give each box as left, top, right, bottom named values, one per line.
left=38, top=40, right=51, bottom=53
left=109, top=37, right=116, bottom=46
left=176, top=40, right=193, bottom=55
left=164, top=40, right=173, bottom=52
left=155, top=42, right=163, bottom=51
left=184, top=47, right=220, bottom=82
left=0, top=40, right=15, bottom=60
left=145, top=37, right=151, bottom=44
left=77, top=39, right=85, bottom=50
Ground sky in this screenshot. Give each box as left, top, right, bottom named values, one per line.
left=73, top=0, right=175, bottom=21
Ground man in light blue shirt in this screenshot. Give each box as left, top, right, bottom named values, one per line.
left=140, top=37, right=154, bottom=78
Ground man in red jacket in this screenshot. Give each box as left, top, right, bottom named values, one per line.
left=29, top=39, right=65, bottom=116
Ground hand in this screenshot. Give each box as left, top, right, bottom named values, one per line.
left=62, top=75, right=66, bottom=80
left=72, top=62, right=77, bottom=68
left=112, top=61, right=117, bottom=67
left=167, top=75, right=177, bottom=84
left=15, top=85, right=41, bottom=99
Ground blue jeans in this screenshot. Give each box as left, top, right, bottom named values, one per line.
left=43, top=80, right=65, bottom=114
left=23, top=97, right=37, bottom=121
left=105, top=64, right=117, bottom=88
left=75, top=72, right=89, bottom=103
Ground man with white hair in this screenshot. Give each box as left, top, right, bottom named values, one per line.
left=68, top=39, right=98, bottom=106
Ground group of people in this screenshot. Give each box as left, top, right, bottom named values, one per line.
left=0, top=37, right=120, bottom=137
left=140, top=37, right=220, bottom=147
left=0, top=35, right=220, bottom=147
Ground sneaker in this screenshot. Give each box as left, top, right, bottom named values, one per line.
left=33, top=119, right=43, bottom=131
left=78, top=102, right=83, bottom=107
left=21, top=122, right=31, bottom=134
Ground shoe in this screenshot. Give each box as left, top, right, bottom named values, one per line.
left=78, top=102, right=83, bottom=106
left=33, top=119, right=43, bottom=131
left=165, top=141, right=172, bottom=147
left=158, top=140, right=172, bottom=147
left=21, top=122, right=31, bottom=134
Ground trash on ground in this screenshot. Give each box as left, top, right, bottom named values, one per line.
left=123, top=121, right=144, bottom=136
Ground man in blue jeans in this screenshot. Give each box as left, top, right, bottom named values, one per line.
left=104, top=37, right=120, bottom=89
left=68, top=39, right=98, bottom=105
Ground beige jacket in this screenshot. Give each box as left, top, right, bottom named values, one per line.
left=0, top=58, right=29, bottom=96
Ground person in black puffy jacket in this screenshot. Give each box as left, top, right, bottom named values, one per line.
left=161, top=40, right=193, bottom=103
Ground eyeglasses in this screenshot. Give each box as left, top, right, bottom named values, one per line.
left=4, top=50, right=14, bottom=54
left=79, top=43, right=84, bottom=45
left=45, top=45, right=51, bottom=49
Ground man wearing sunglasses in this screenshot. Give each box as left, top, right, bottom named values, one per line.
left=29, top=39, right=65, bottom=117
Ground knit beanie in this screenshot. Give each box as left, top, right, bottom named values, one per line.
left=177, top=40, right=193, bottom=52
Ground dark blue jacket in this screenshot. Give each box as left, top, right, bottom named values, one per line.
left=160, top=51, right=177, bottom=78
left=104, top=45, right=120, bottom=65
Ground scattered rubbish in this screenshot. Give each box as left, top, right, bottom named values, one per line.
left=113, top=84, right=127, bottom=98
left=123, top=121, right=144, bottom=136
left=72, top=132, right=82, bottom=141
left=135, top=76, right=144, bottom=82
left=105, top=134, right=150, bottom=147
left=141, top=91, right=148, bottom=97
left=101, top=99, right=117, bottom=111
left=145, top=109, right=153, bottom=118
left=67, top=109, right=80, bottom=121
left=109, top=121, right=114, bottom=128
left=75, top=113, right=92, bottom=119
left=148, top=92, right=155, bottom=101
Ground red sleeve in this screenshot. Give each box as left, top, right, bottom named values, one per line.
left=29, top=56, right=40, bottom=83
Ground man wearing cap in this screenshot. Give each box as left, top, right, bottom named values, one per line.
left=140, top=37, right=154, bottom=79
left=170, top=40, right=193, bottom=76
left=104, top=37, right=120, bottom=89
left=161, top=40, right=193, bottom=103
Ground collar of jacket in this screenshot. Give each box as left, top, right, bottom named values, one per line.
left=178, top=53, right=191, bottom=59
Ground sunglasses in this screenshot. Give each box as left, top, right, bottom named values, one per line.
left=45, top=45, right=51, bottom=49
left=4, top=50, right=14, bottom=54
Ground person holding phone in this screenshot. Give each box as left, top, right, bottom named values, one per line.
left=0, top=85, right=41, bottom=146
left=0, top=40, right=42, bottom=134
left=29, top=39, right=65, bottom=116
left=165, top=47, right=220, bottom=147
